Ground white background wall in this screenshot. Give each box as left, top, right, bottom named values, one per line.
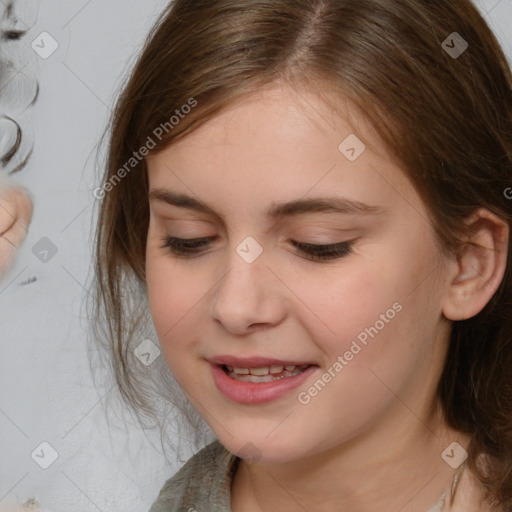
left=0, top=0, right=511, bottom=511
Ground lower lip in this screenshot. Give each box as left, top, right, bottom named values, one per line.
left=210, top=362, right=318, bottom=404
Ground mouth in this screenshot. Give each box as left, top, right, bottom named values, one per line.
left=210, top=361, right=319, bottom=404
left=219, top=363, right=314, bottom=383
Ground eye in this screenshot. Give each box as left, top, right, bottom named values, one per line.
left=159, top=236, right=354, bottom=261
left=159, top=236, right=213, bottom=259
left=289, top=240, right=353, bottom=261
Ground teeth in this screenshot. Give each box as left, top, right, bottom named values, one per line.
left=249, top=367, right=270, bottom=376
left=224, top=364, right=311, bottom=382
left=227, top=365, right=297, bottom=375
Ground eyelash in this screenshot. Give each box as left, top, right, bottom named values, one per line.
left=159, top=236, right=353, bottom=262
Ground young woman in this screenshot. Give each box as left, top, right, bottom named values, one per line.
left=90, top=1, right=512, bottom=510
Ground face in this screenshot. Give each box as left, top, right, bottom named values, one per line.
left=145, top=83, right=453, bottom=464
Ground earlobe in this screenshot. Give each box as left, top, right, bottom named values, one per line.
left=0, top=185, right=33, bottom=278
left=442, top=208, right=509, bottom=321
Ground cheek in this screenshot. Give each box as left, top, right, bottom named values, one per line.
left=291, top=261, right=396, bottom=362
left=288, top=257, right=437, bottom=439
left=146, top=263, right=205, bottom=395
left=294, top=238, right=440, bottom=373
left=146, top=254, right=204, bottom=355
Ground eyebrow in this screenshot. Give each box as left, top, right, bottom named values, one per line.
left=148, top=188, right=384, bottom=219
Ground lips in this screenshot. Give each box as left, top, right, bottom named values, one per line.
left=208, top=355, right=316, bottom=368
left=210, top=362, right=319, bottom=404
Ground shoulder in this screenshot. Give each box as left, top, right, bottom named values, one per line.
left=148, top=439, right=239, bottom=512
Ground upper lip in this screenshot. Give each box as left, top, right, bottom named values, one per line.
left=209, top=355, right=316, bottom=368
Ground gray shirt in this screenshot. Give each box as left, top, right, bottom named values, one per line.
left=149, top=440, right=238, bottom=512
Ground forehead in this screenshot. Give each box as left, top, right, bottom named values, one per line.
left=146, top=84, right=423, bottom=221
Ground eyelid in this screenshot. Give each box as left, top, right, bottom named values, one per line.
left=154, top=224, right=358, bottom=242
left=152, top=209, right=363, bottom=234
left=159, top=234, right=353, bottom=247
left=159, top=235, right=356, bottom=262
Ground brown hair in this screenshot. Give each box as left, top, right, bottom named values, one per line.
left=89, top=0, right=512, bottom=505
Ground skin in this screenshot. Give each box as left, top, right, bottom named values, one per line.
left=145, top=82, right=508, bottom=512
left=0, top=183, right=33, bottom=279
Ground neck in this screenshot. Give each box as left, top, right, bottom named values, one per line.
left=230, top=401, right=472, bottom=512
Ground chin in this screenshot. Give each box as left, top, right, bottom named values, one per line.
left=216, top=431, right=305, bottom=465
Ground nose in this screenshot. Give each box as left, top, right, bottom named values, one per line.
left=210, top=242, right=287, bottom=335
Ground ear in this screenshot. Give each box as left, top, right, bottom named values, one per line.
left=0, top=184, right=33, bottom=279
left=442, top=208, right=509, bottom=321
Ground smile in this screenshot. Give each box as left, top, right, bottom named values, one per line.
left=211, top=362, right=318, bottom=404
